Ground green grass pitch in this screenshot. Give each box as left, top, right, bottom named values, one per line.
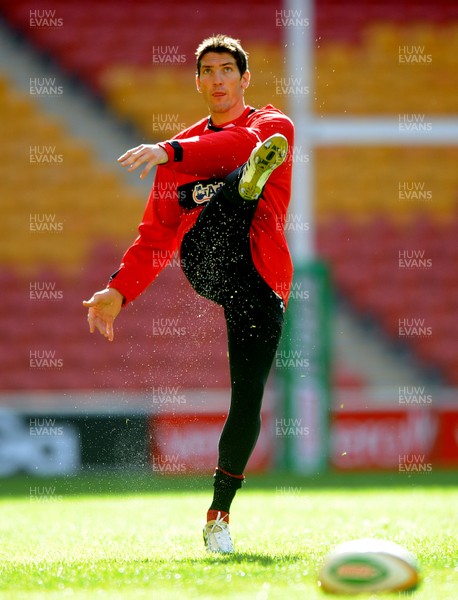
left=0, top=472, right=457, bottom=599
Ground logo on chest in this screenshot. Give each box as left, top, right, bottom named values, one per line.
left=192, top=181, right=225, bottom=204
left=178, top=178, right=225, bottom=209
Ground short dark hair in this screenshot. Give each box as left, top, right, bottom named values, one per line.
left=195, top=34, right=249, bottom=76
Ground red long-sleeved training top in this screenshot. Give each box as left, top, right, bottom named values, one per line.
left=108, top=104, right=294, bottom=306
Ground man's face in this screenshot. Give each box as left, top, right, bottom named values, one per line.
left=196, top=52, right=250, bottom=121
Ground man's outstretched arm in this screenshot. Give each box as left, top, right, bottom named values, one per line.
left=83, top=160, right=181, bottom=340
left=118, top=111, right=294, bottom=181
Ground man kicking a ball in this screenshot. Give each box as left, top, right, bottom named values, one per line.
left=83, top=34, right=294, bottom=553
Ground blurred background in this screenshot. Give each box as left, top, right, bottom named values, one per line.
left=0, top=0, right=457, bottom=478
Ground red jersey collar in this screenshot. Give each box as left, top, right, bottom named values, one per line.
left=206, top=106, right=255, bottom=131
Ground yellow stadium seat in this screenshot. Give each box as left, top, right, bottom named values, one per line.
left=0, top=75, right=146, bottom=273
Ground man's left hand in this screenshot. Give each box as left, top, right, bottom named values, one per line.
left=118, top=144, right=168, bottom=179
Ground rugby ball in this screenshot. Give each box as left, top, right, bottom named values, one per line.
left=318, top=538, right=419, bottom=594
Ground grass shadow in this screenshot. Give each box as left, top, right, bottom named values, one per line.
left=136, top=551, right=304, bottom=566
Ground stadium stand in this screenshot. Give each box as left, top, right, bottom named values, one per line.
left=0, top=73, right=229, bottom=391
left=1, top=0, right=457, bottom=389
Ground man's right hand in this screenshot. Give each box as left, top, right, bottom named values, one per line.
left=82, top=288, right=124, bottom=342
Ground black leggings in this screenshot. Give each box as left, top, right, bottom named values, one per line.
left=180, top=171, right=284, bottom=475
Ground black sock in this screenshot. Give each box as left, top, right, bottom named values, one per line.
left=209, top=469, right=245, bottom=514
